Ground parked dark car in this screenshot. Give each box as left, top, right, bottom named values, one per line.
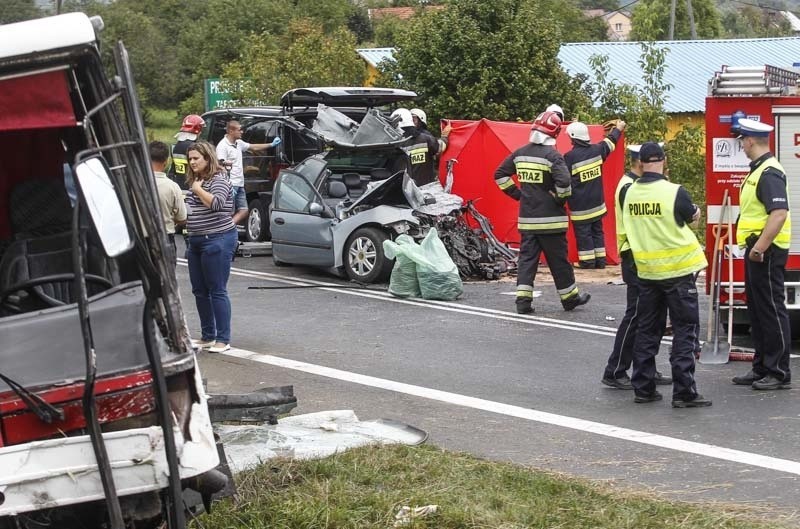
left=198, top=87, right=417, bottom=242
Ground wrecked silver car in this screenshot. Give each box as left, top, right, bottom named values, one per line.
left=269, top=106, right=515, bottom=283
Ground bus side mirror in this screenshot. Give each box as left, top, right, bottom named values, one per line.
left=73, top=156, right=134, bottom=257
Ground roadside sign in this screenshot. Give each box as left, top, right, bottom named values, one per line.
left=204, top=78, right=268, bottom=111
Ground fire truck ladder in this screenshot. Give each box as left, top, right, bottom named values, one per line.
left=708, top=65, right=800, bottom=96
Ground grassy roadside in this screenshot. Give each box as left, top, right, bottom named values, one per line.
left=144, top=107, right=179, bottom=144
left=195, top=444, right=789, bottom=529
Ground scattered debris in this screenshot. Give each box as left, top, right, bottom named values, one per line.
left=393, top=505, right=439, bottom=527
left=415, top=183, right=517, bottom=281
left=605, top=316, right=616, bottom=322
left=215, top=410, right=428, bottom=472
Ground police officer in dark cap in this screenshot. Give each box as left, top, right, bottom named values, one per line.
left=732, top=119, right=792, bottom=390
left=621, top=142, right=711, bottom=407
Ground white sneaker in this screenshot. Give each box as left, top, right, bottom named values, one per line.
left=207, top=342, right=231, bottom=353
left=191, top=338, right=216, bottom=349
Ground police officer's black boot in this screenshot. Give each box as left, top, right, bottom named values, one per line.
left=595, top=258, right=606, bottom=269
left=515, top=298, right=534, bottom=314
left=562, top=291, right=591, bottom=311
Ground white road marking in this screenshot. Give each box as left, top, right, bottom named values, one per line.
left=222, top=347, right=800, bottom=476
left=178, top=260, right=785, bottom=355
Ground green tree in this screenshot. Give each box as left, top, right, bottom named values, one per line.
left=90, top=3, right=178, bottom=109
left=174, top=0, right=295, bottom=113
left=379, top=0, right=592, bottom=132
left=222, top=19, right=366, bottom=106
left=0, top=0, right=41, bottom=24
left=576, top=0, right=621, bottom=10
left=666, top=122, right=706, bottom=238
left=585, top=42, right=670, bottom=143
left=630, top=0, right=722, bottom=40
left=721, top=6, right=793, bottom=37
left=294, top=0, right=356, bottom=33
left=585, top=43, right=706, bottom=236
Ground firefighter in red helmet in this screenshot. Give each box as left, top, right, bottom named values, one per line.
left=168, top=114, right=205, bottom=187
left=494, top=110, right=591, bottom=314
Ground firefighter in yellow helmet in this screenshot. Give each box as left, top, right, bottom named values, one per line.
left=620, top=142, right=710, bottom=407
left=731, top=119, right=792, bottom=390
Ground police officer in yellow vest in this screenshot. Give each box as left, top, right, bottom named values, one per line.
left=601, top=144, right=671, bottom=390
left=731, top=119, right=792, bottom=390
left=621, top=142, right=711, bottom=407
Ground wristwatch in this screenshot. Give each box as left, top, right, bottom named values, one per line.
left=751, top=248, right=763, bottom=259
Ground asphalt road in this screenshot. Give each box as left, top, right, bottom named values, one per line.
left=177, top=247, right=800, bottom=522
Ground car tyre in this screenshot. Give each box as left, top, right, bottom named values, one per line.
left=246, top=198, right=270, bottom=242
left=344, top=227, right=392, bottom=283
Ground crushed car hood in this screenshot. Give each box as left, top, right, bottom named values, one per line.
left=343, top=172, right=463, bottom=216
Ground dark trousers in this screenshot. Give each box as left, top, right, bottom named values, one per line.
left=574, top=220, right=606, bottom=267
left=167, top=233, right=177, bottom=266
left=187, top=229, right=237, bottom=344
left=516, top=231, right=578, bottom=300
left=632, top=274, right=700, bottom=399
left=603, top=252, right=667, bottom=380
left=745, top=246, right=792, bottom=382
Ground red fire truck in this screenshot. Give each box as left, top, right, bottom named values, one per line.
left=705, top=65, right=800, bottom=334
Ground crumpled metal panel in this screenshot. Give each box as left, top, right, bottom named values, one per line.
left=312, top=105, right=407, bottom=148
left=0, top=363, right=219, bottom=516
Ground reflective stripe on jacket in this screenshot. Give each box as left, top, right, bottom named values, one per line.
left=737, top=156, right=792, bottom=250
left=622, top=179, right=707, bottom=280
left=565, top=130, right=619, bottom=224
left=493, top=142, right=571, bottom=234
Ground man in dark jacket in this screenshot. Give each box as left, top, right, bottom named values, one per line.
left=564, top=119, right=625, bottom=269
left=494, top=110, right=591, bottom=314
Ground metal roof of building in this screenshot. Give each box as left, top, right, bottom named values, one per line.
left=782, top=11, right=800, bottom=32
left=558, top=37, right=800, bottom=113
left=356, top=47, right=396, bottom=68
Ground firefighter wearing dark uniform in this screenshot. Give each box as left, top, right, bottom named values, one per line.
left=494, top=110, right=591, bottom=314
left=565, top=120, right=625, bottom=269
left=601, top=144, right=672, bottom=390
left=393, top=108, right=440, bottom=186
left=621, top=142, right=711, bottom=408
left=405, top=129, right=440, bottom=186
left=731, top=119, right=792, bottom=391
left=168, top=114, right=205, bottom=189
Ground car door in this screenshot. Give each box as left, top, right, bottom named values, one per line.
left=240, top=118, right=279, bottom=194
left=270, top=171, right=334, bottom=266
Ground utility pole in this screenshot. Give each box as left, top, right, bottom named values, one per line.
left=668, top=0, right=677, bottom=39
left=686, top=0, right=698, bottom=39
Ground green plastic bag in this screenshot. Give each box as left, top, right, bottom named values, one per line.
left=383, top=234, right=421, bottom=298
left=416, top=228, right=463, bottom=301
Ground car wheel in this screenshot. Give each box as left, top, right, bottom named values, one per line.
left=344, top=227, right=392, bottom=283
left=246, top=199, right=270, bottom=242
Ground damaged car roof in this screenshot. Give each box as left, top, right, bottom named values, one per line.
left=280, top=86, right=417, bottom=109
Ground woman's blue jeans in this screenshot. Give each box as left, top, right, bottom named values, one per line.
left=187, top=229, right=237, bottom=343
